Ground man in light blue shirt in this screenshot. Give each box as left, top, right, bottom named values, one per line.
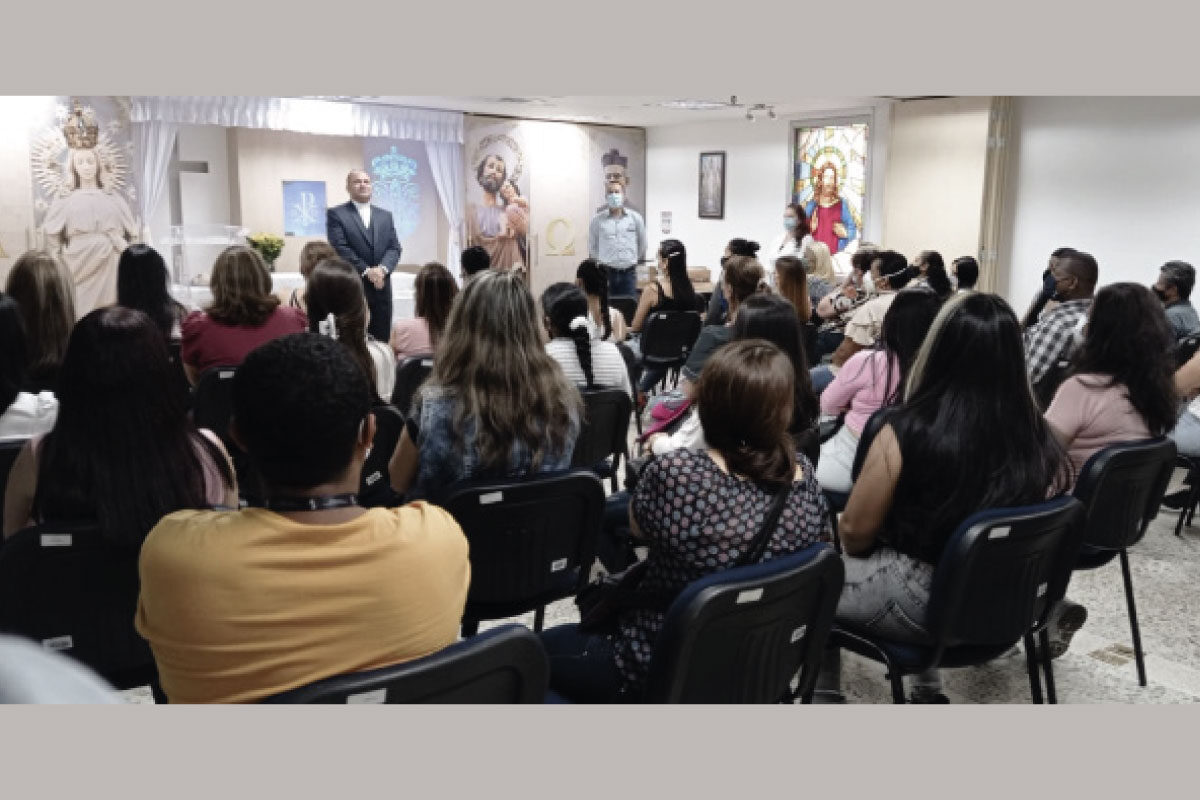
left=589, top=180, right=646, bottom=297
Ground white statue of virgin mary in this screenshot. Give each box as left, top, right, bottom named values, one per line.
left=41, top=145, right=139, bottom=318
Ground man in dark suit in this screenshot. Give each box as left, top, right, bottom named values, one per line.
left=326, top=169, right=402, bottom=341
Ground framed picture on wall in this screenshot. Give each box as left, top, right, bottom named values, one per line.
left=282, top=180, right=327, bottom=237
left=698, top=151, right=725, bottom=219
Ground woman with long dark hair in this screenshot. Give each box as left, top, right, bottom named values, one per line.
left=629, top=238, right=697, bottom=333
left=3, top=307, right=237, bottom=543
left=306, top=260, right=396, bottom=403
left=817, top=290, right=940, bottom=493
left=388, top=270, right=583, bottom=500
left=0, top=294, right=58, bottom=439
left=117, top=244, right=187, bottom=343
left=391, top=261, right=459, bottom=360
left=819, top=292, right=1071, bottom=702
left=541, top=283, right=632, bottom=398
left=774, top=255, right=813, bottom=324
left=768, top=203, right=815, bottom=268
left=575, top=259, right=626, bottom=342
left=909, top=250, right=953, bottom=301
left=540, top=339, right=831, bottom=702
left=1040, top=283, right=1177, bottom=658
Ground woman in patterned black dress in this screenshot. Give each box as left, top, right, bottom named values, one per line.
left=540, top=339, right=832, bottom=702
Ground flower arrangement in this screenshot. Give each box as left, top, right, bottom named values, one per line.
left=246, top=232, right=284, bottom=269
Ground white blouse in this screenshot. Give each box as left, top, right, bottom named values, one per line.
left=0, top=392, right=58, bottom=441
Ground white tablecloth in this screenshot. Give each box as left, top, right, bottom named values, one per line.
left=171, top=271, right=416, bottom=321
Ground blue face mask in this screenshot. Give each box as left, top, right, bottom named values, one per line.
left=607, top=193, right=624, bottom=209
left=783, top=217, right=797, bottom=230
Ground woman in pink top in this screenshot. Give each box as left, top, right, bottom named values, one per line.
left=1045, top=282, right=1177, bottom=483
left=181, top=245, right=307, bottom=382
left=1041, top=282, right=1176, bottom=657
left=817, top=290, right=941, bottom=493
left=391, top=262, right=458, bottom=360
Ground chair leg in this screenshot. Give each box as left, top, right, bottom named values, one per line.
left=533, top=605, right=546, bottom=633
left=1039, top=628, right=1058, bottom=704
left=1024, top=632, right=1044, bottom=704
left=1118, top=550, right=1147, bottom=687
left=885, top=663, right=906, bottom=704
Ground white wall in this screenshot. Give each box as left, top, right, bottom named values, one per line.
left=645, top=101, right=892, bottom=275
left=1000, top=97, right=1200, bottom=307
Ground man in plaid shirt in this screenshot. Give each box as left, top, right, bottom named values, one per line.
left=1023, top=249, right=1097, bottom=385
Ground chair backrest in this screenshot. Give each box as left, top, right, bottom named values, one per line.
left=438, top=471, right=604, bottom=607
left=925, top=495, right=1085, bottom=651
left=391, top=355, right=434, bottom=416
left=260, top=624, right=548, bottom=704
left=1072, top=437, right=1177, bottom=551
left=1175, top=334, right=1200, bottom=369
left=609, top=295, right=638, bottom=328
left=191, top=365, right=262, bottom=502
left=0, top=438, right=28, bottom=524
left=570, top=389, right=633, bottom=470
left=191, top=365, right=238, bottom=443
left=359, top=404, right=405, bottom=508
left=643, top=544, right=844, bottom=703
left=639, top=311, right=703, bottom=369
left=0, top=522, right=157, bottom=689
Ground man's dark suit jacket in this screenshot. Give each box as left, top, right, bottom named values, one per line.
left=326, top=201, right=402, bottom=341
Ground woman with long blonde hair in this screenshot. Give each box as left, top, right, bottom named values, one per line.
left=4, top=250, right=76, bottom=392
left=389, top=269, right=582, bottom=499
left=180, top=245, right=307, bottom=383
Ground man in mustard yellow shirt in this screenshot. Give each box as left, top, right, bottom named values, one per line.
left=136, top=334, right=470, bottom=703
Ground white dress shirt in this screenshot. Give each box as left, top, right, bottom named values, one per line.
left=353, top=200, right=372, bottom=230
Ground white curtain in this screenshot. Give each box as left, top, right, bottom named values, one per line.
left=425, top=141, right=466, bottom=280
left=129, top=96, right=463, bottom=144
left=132, top=119, right=178, bottom=246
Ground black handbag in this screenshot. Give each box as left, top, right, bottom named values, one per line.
left=576, top=483, right=793, bottom=634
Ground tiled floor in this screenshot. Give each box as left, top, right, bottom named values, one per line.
left=125, top=471, right=1200, bottom=705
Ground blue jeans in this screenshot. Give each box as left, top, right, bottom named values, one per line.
left=817, top=547, right=941, bottom=696
left=1170, top=409, right=1200, bottom=458
left=540, top=624, right=625, bottom=703
left=607, top=265, right=637, bottom=298
left=811, top=365, right=835, bottom=395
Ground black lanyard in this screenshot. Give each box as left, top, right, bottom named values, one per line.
left=258, top=493, right=359, bottom=513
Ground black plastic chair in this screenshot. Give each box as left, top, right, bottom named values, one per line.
left=437, top=470, right=605, bottom=635
left=260, top=624, right=549, bottom=704
left=821, top=408, right=889, bottom=546
left=0, top=522, right=159, bottom=691
left=831, top=495, right=1085, bottom=703
left=391, top=354, right=434, bottom=416
left=1174, top=334, right=1200, bottom=369
left=1067, top=438, right=1176, bottom=688
left=1171, top=454, right=1200, bottom=537
left=192, top=365, right=262, bottom=503
left=359, top=404, right=405, bottom=508
left=609, top=295, right=639, bottom=329
left=0, top=438, right=28, bottom=525
left=571, top=388, right=633, bottom=492
left=641, top=543, right=844, bottom=704
left=639, top=311, right=703, bottom=391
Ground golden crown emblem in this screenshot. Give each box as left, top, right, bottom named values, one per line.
left=62, top=102, right=99, bottom=149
